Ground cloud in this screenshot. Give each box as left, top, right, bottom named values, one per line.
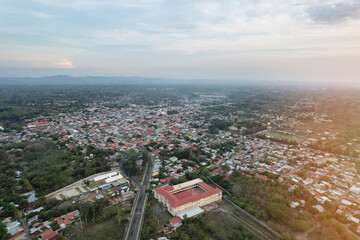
left=0, top=6, right=54, bottom=19
left=55, top=59, right=76, bottom=68
left=29, top=11, right=54, bottom=19
left=307, top=1, right=360, bottom=24
left=2, top=0, right=360, bottom=81
left=33, top=0, right=162, bottom=9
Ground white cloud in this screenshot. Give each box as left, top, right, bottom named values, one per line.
left=0, top=45, right=85, bottom=68
left=29, top=11, right=54, bottom=19
left=0, top=6, right=55, bottom=19
left=2, top=0, right=360, bottom=81
left=33, top=0, right=162, bottom=9
left=55, top=59, right=76, bottom=68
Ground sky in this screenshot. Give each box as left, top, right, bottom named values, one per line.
left=1, top=0, right=360, bottom=83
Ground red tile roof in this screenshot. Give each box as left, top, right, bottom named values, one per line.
left=41, top=229, right=59, bottom=240
left=154, top=181, right=221, bottom=208
left=8, top=231, right=26, bottom=240
left=210, top=167, right=222, bottom=175
left=169, top=217, right=182, bottom=225
left=55, top=217, right=63, bottom=225
left=258, top=174, right=270, bottom=181
left=63, top=210, right=79, bottom=220
left=32, top=222, right=43, bottom=228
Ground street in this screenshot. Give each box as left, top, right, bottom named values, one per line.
left=121, top=147, right=153, bottom=240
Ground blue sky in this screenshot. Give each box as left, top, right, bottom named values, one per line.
left=1, top=0, right=360, bottom=82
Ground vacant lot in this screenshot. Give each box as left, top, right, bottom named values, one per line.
left=71, top=216, right=125, bottom=240
left=266, top=132, right=301, bottom=142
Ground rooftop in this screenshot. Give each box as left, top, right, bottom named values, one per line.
left=154, top=178, right=221, bottom=208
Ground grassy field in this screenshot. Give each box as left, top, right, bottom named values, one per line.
left=87, top=181, right=103, bottom=190
left=71, top=216, right=125, bottom=240
left=265, top=132, right=301, bottom=142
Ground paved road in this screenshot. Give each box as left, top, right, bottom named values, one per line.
left=121, top=147, right=153, bottom=240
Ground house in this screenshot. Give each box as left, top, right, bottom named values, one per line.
left=169, top=217, right=182, bottom=228
left=8, top=231, right=26, bottom=240
left=55, top=210, right=80, bottom=229
left=2, top=217, right=24, bottom=236
left=210, top=168, right=223, bottom=176
left=41, top=229, right=59, bottom=240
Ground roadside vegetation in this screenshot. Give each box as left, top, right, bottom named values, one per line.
left=212, top=172, right=358, bottom=240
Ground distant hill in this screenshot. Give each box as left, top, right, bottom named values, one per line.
left=0, top=75, right=357, bottom=88
left=0, top=75, right=227, bottom=86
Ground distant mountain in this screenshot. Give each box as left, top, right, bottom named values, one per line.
left=0, top=75, right=357, bottom=88
left=0, top=75, right=227, bottom=86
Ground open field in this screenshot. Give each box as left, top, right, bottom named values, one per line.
left=88, top=181, right=103, bottom=190
left=71, top=216, right=125, bottom=240
left=265, top=132, right=301, bottom=142
left=219, top=200, right=280, bottom=240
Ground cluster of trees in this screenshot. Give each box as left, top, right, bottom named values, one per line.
left=308, top=218, right=357, bottom=240
left=79, top=199, right=107, bottom=225
left=0, top=148, right=28, bottom=218
left=0, top=140, right=114, bottom=220
left=170, top=171, right=199, bottom=185
left=308, top=141, right=358, bottom=158
left=16, top=142, right=111, bottom=195
left=212, top=172, right=322, bottom=237
left=236, top=121, right=266, bottom=135
left=0, top=222, right=11, bottom=240
left=0, top=107, right=42, bottom=130
left=159, top=148, right=210, bottom=165
left=123, top=157, right=139, bottom=176
left=167, top=109, right=179, bottom=115
left=258, top=134, right=299, bottom=146
left=211, top=141, right=237, bottom=155
left=123, top=151, right=148, bottom=176
left=141, top=196, right=158, bottom=240
left=208, top=119, right=232, bottom=134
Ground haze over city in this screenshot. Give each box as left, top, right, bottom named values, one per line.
left=3, top=1, right=360, bottom=240
left=1, top=0, right=360, bottom=83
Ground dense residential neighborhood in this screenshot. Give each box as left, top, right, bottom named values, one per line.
left=1, top=87, right=360, bottom=240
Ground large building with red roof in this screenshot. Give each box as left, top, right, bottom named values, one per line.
left=153, top=178, right=222, bottom=216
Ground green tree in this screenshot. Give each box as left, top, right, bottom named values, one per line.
left=267, top=202, right=286, bottom=221
left=293, top=220, right=311, bottom=232
left=281, top=232, right=292, bottom=240
left=222, top=163, right=231, bottom=171
left=116, top=205, right=126, bottom=224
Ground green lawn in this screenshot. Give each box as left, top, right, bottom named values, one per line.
left=88, top=181, right=103, bottom=190
left=265, top=132, right=301, bottom=142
